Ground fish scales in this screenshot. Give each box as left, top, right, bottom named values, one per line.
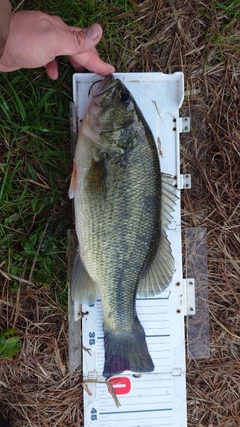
left=69, top=75, right=177, bottom=378
left=76, top=139, right=159, bottom=325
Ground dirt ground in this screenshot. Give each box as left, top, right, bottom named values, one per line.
left=0, top=0, right=240, bottom=426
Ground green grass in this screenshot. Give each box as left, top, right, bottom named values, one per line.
left=197, top=0, right=240, bottom=64
left=0, top=69, right=72, bottom=293
left=0, top=329, right=21, bottom=358
left=0, top=0, right=140, bottom=307
left=213, top=0, right=240, bottom=51
left=1, top=0, right=239, bottom=309
left=214, top=0, right=240, bottom=19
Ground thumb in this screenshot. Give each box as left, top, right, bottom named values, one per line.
left=52, top=23, right=103, bottom=57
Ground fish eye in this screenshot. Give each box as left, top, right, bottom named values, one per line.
left=120, top=91, right=131, bottom=104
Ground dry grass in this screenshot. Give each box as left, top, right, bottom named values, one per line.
left=0, top=284, right=84, bottom=426
left=1, top=0, right=240, bottom=425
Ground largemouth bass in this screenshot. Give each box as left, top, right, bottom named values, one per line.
left=69, top=75, right=177, bottom=378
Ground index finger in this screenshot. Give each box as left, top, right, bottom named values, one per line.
left=69, top=50, right=115, bottom=76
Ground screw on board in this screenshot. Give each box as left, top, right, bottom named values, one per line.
left=181, top=117, right=191, bottom=133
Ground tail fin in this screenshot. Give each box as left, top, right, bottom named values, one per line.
left=103, top=317, right=154, bottom=378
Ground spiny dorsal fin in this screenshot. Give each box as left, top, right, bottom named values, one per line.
left=71, top=248, right=98, bottom=320
left=137, top=173, right=178, bottom=297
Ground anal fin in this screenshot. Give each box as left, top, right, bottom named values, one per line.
left=68, top=159, right=77, bottom=199
left=71, top=248, right=98, bottom=320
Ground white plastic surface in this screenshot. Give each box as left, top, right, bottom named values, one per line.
left=72, top=72, right=187, bottom=427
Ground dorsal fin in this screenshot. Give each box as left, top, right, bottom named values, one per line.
left=137, top=173, right=178, bottom=297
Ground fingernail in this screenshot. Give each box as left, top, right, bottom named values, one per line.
left=84, top=25, right=96, bottom=40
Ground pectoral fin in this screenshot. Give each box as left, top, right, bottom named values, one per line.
left=71, top=248, right=98, bottom=320
left=137, top=174, right=178, bottom=297
left=87, top=154, right=108, bottom=196
left=68, top=159, right=77, bottom=199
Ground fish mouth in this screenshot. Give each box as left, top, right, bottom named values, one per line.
left=92, top=74, right=118, bottom=107
left=97, top=74, right=116, bottom=95
left=88, top=75, right=116, bottom=99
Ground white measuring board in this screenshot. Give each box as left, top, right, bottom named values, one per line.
left=72, top=72, right=187, bottom=427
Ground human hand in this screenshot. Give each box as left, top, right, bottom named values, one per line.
left=0, top=11, right=115, bottom=79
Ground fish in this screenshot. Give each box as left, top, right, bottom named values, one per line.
left=69, top=75, right=177, bottom=378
